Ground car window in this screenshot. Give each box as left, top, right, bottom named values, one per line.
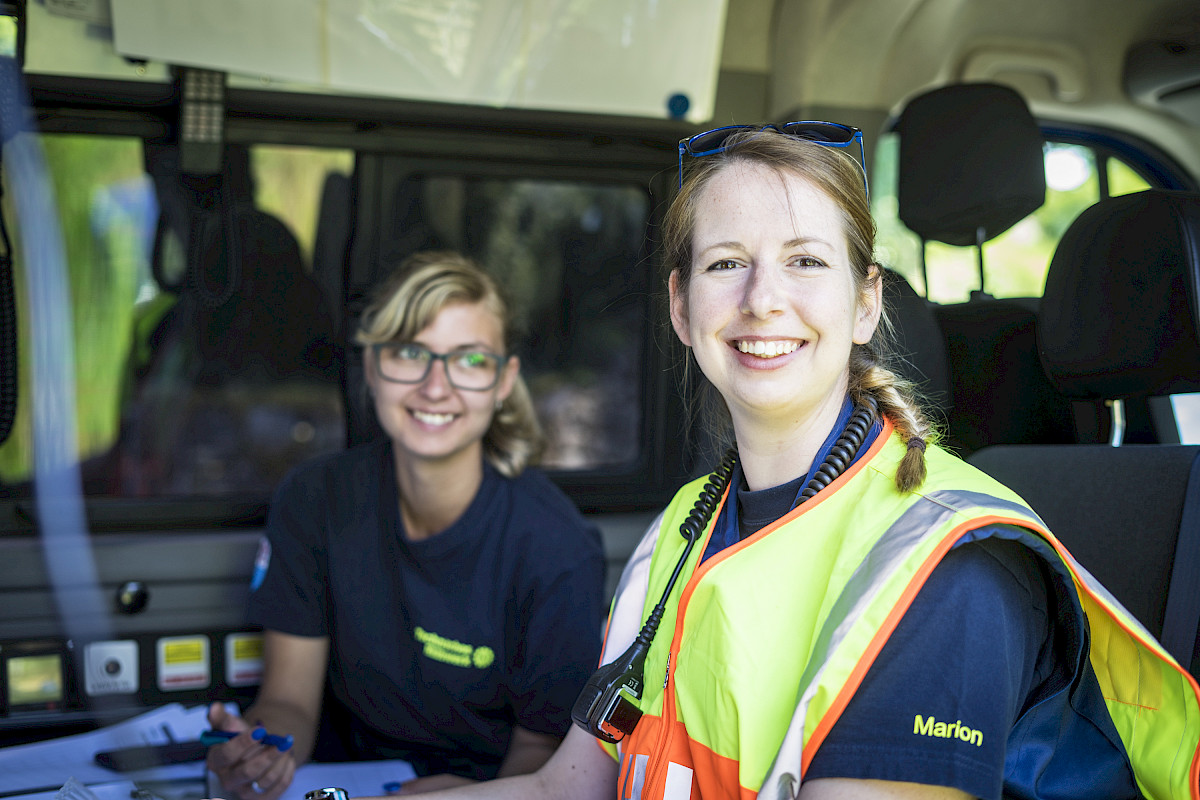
left=1, top=134, right=156, bottom=490
left=361, top=170, right=651, bottom=472
left=1173, top=394, right=1200, bottom=444
left=252, top=145, right=354, bottom=272
left=0, top=135, right=350, bottom=504
left=0, top=135, right=655, bottom=517
left=870, top=129, right=1200, bottom=445
left=872, top=134, right=1151, bottom=304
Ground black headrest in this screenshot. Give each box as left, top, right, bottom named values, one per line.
left=1039, top=190, right=1200, bottom=399
left=897, top=83, right=1046, bottom=246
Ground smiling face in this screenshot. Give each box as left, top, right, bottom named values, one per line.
left=364, top=300, right=517, bottom=470
left=670, top=160, right=881, bottom=440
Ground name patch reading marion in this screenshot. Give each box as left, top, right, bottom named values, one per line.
left=913, top=715, right=983, bottom=747
left=414, top=626, right=495, bottom=669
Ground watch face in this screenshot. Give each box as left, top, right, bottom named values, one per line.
left=305, top=790, right=349, bottom=800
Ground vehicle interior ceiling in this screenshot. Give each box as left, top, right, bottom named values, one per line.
left=2, top=0, right=1200, bottom=741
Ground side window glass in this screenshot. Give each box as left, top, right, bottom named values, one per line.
left=873, top=129, right=1186, bottom=445
left=370, top=173, right=650, bottom=471
left=1108, top=157, right=1153, bottom=197
left=872, top=134, right=1150, bottom=303
left=0, top=136, right=351, bottom=506
left=1172, top=394, right=1200, bottom=444
left=1, top=134, right=154, bottom=491
left=251, top=146, right=354, bottom=267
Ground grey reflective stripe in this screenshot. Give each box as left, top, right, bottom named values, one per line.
left=931, top=492, right=1158, bottom=643
left=925, top=488, right=1048, bottom=528
left=601, top=510, right=666, bottom=667
left=1064, top=556, right=1154, bottom=639
left=758, top=489, right=1043, bottom=798
left=629, top=753, right=649, bottom=800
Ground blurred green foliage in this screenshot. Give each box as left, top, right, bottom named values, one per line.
left=0, top=135, right=144, bottom=483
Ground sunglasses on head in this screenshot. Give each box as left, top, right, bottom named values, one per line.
left=677, top=121, right=869, bottom=199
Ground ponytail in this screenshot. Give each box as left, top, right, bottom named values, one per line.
left=849, top=349, right=937, bottom=493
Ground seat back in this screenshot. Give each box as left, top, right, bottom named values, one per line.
left=895, top=83, right=1082, bottom=455
left=109, top=205, right=342, bottom=496
left=935, top=298, right=1079, bottom=453
left=969, top=190, right=1200, bottom=678
left=897, top=83, right=1045, bottom=247
left=969, top=444, right=1198, bottom=644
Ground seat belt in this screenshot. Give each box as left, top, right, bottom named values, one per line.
left=1160, top=449, right=1200, bottom=672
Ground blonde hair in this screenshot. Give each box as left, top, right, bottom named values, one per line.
left=663, top=130, right=935, bottom=492
left=355, top=251, right=544, bottom=477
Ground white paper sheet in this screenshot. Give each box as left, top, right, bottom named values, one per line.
left=0, top=704, right=217, bottom=794
left=0, top=704, right=415, bottom=800
left=9, top=777, right=139, bottom=800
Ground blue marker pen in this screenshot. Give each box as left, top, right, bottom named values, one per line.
left=200, top=728, right=294, bottom=752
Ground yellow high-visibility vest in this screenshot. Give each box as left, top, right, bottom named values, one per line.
left=599, top=420, right=1200, bottom=799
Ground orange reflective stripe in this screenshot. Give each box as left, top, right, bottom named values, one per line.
left=683, top=730, right=755, bottom=800
left=696, top=421, right=895, bottom=584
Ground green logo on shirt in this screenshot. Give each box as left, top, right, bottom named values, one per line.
left=414, top=626, right=493, bottom=669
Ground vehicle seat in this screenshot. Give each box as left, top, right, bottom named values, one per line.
left=155, top=206, right=339, bottom=385
left=968, top=190, right=1200, bottom=678
left=882, top=267, right=950, bottom=415
left=895, top=82, right=1081, bottom=455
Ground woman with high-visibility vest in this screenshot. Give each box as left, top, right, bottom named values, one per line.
left=304, top=126, right=1199, bottom=799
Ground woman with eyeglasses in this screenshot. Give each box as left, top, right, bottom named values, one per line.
left=204, top=251, right=606, bottom=799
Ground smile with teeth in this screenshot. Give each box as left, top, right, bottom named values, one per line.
left=736, top=339, right=801, bottom=358
left=412, top=410, right=456, bottom=426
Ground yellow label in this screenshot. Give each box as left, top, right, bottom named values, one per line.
left=163, top=639, right=205, bottom=664
left=233, top=635, right=263, bottom=661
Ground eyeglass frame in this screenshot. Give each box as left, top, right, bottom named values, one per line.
left=369, top=342, right=510, bottom=391
left=677, top=121, right=869, bottom=200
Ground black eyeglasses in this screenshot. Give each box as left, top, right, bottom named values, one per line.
left=371, top=343, right=507, bottom=391
left=677, top=121, right=869, bottom=199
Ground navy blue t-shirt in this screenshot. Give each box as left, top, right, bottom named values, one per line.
left=709, top=408, right=1140, bottom=798
left=247, top=438, right=606, bottom=780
